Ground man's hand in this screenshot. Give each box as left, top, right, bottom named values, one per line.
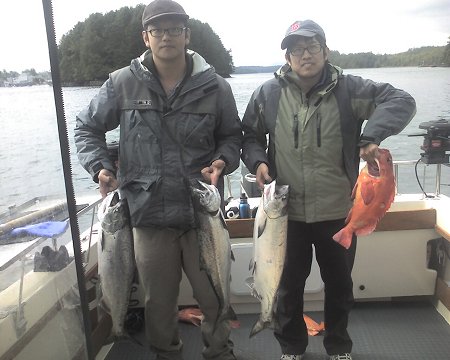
left=255, top=163, right=272, bottom=190
left=359, top=143, right=379, bottom=165
left=201, top=159, right=226, bottom=187
left=98, top=169, right=118, bottom=198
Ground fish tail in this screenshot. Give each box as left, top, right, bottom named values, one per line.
left=249, top=318, right=268, bottom=338
left=332, top=228, right=352, bottom=249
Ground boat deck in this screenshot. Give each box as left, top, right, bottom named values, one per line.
left=100, top=299, right=450, bottom=360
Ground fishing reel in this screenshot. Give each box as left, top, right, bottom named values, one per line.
left=410, top=119, right=450, bottom=164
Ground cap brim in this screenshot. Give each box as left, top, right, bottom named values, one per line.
left=281, top=30, right=317, bottom=49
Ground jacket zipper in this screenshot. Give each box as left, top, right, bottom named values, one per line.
left=293, top=114, right=299, bottom=149
left=316, top=113, right=322, bottom=147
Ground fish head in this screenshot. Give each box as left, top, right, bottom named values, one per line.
left=98, top=191, right=129, bottom=233
left=376, top=148, right=394, bottom=177
left=262, top=180, right=289, bottom=218
left=190, top=180, right=221, bottom=213
left=366, top=148, right=394, bottom=178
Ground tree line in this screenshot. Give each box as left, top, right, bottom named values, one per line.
left=235, top=41, right=450, bottom=74
left=57, top=4, right=232, bottom=85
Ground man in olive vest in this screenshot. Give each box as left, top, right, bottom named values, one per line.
left=241, top=19, right=416, bottom=360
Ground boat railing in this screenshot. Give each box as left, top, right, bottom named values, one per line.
left=393, top=160, right=450, bottom=196
left=0, top=196, right=103, bottom=274
left=239, top=160, right=450, bottom=198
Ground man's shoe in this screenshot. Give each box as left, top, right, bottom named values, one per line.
left=329, top=354, right=352, bottom=360
left=280, top=355, right=303, bottom=360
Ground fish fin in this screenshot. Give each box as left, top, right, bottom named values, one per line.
left=344, top=207, right=353, bottom=225
left=332, top=227, right=353, bottom=249
left=350, top=182, right=358, bottom=200
left=179, top=307, right=204, bottom=326
left=227, top=306, right=238, bottom=321
left=100, top=232, right=105, bottom=251
left=354, top=223, right=377, bottom=236
left=257, top=217, right=267, bottom=238
left=230, top=250, right=235, bottom=262
left=230, top=319, right=241, bottom=329
left=249, top=258, right=254, bottom=272
left=219, top=209, right=228, bottom=229
left=360, top=181, right=375, bottom=205
left=303, top=314, right=325, bottom=335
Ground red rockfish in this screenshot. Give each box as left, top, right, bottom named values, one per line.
left=333, top=148, right=395, bottom=249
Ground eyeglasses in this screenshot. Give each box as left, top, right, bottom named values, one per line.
left=147, top=27, right=186, bottom=37
left=290, top=44, right=322, bottom=56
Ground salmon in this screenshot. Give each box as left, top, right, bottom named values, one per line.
left=190, top=180, right=236, bottom=329
left=333, top=148, right=395, bottom=249
left=247, top=180, right=289, bottom=337
left=97, top=190, right=135, bottom=341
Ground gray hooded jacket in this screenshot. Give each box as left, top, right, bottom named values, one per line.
left=75, top=50, right=242, bottom=229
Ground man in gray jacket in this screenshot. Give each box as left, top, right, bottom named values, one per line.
left=74, top=1, right=242, bottom=359
left=241, top=20, right=416, bottom=360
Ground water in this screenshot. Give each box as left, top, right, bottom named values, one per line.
left=1, top=67, right=450, bottom=215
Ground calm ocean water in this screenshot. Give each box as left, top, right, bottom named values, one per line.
left=1, top=67, right=450, bottom=215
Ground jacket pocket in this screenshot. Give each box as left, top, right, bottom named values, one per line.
left=121, top=175, right=162, bottom=225
left=182, top=113, right=215, bottom=150
left=122, top=111, right=161, bottom=169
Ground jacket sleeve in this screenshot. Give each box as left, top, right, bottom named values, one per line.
left=213, top=77, right=243, bottom=175
left=241, top=84, right=271, bottom=174
left=73, top=77, right=121, bottom=182
left=347, top=75, right=417, bottom=146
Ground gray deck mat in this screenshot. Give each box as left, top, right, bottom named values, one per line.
left=103, top=300, right=450, bottom=360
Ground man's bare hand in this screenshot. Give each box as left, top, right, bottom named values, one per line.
left=256, top=163, right=272, bottom=190
left=98, top=169, right=118, bottom=198
left=201, top=159, right=226, bottom=187
left=359, top=143, right=379, bottom=165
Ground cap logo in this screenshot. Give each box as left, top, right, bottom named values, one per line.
left=290, top=22, right=300, bottom=32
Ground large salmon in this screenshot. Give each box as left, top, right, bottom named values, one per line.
left=190, top=180, right=234, bottom=328
left=333, top=148, right=396, bottom=249
left=97, top=190, right=135, bottom=341
left=247, top=180, right=289, bottom=337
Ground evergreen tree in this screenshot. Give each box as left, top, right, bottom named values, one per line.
left=188, top=19, right=234, bottom=77
left=58, top=5, right=234, bottom=84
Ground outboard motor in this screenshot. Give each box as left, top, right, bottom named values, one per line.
left=416, top=119, right=450, bottom=164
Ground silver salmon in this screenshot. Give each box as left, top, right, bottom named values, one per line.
left=247, top=180, right=289, bottom=337
left=191, top=180, right=234, bottom=327
left=97, top=190, right=135, bottom=340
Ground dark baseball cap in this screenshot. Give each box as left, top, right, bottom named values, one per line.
left=281, top=20, right=326, bottom=50
left=142, top=0, right=189, bottom=28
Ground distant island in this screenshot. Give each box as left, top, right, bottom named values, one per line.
left=234, top=45, right=450, bottom=74
left=2, top=44, right=449, bottom=87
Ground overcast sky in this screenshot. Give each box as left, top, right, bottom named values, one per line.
left=1, top=0, right=449, bottom=72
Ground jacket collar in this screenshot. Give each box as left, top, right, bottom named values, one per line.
left=276, top=62, right=343, bottom=98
